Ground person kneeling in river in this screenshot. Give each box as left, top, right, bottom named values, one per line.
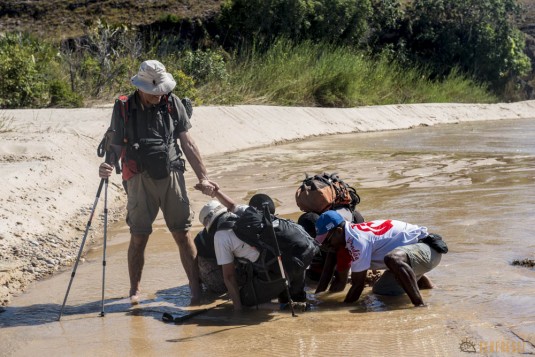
left=193, top=193, right=278, bottom=295
left=198, top=189, right=317, bottom=311
left=314, top=211, right=446, bottom=306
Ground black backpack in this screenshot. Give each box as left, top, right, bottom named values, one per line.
left=232, top=207, right=317, bottom=269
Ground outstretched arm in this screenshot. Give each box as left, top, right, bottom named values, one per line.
left=329, top=269, right=349, bottom=292
left=212, top=189, right=238, bottom=212
left=178, top=131, right=219, bottom=194
left=315, top=251, right=337, bottom=294
left=344, top=270, right=367, bottom=303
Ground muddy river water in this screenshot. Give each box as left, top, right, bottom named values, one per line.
left=1, top=118, right=534, bottom=356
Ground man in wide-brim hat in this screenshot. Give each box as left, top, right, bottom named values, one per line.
left=99, top=60, right=218, bottom=305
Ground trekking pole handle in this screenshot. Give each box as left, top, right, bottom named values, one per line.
left=97, top=129, right=120, bottom=174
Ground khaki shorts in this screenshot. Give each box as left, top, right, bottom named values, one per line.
left=372, top=243, right=442, bottom=296
left=126, top=170, right=192, bottom=235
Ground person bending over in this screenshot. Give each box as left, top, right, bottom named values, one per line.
left=314, top=211, right=445, bottom=306
left=193, top=192, right=276, bottom=295
left=199, top=189, right=316, bottom=310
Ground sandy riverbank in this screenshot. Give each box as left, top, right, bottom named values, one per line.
left=1, top=101, right=534, bottom=306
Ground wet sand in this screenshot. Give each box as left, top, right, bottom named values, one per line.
left=1, top=118, right=534, bottom=356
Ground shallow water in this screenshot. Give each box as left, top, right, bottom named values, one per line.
left=1, top=118, right=534, bottom=356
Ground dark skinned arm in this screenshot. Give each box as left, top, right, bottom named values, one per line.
left=315, top=251, right=337, bottom=293
left=329, top=268, right=349, bottom=292
left=344, top=270, right=368, bottom=303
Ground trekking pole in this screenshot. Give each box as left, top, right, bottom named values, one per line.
left=99, top=176, right=109, bottom=317
left=58, top=129, right=117, bottom=321
left=262, top=203, right=297, bottom=317
left=97, top=130, right=118, bottom=318
left=161, top=300, right=230, bottom=324
left=58, top=178, right=105, bottom=321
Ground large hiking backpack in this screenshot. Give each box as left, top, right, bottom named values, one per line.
left=237, top=259, right=286, bottom=307
left=295, top=172, right=360, bottom=214
left=232, top=207, right=317, bottom=270
left=232, top=207, right=318, bottom=307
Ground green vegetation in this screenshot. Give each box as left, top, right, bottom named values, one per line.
left=0, top=32, right=82, bottom=108
left=200, top=40, right=495, bottom=106
left=403, top=0, right=531, bottom=89
left=218, top=0, right=372, bottom=48
left=0, top=0, right=529, bottom=108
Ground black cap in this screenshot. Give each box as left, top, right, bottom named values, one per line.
left=248, top=193, right=275, bottom=214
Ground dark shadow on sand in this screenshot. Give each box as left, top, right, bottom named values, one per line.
left=0, top=283, right=216, bottom=328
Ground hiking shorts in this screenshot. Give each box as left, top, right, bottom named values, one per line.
left=198, top=256, right=227, bottom=294
left=126, top=170, right=192, bottom=235
left=372, top=243, right=442, bottom=296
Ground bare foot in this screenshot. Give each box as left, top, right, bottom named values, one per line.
left=417, top=275, right=435, bottom=290
left=129, top=290, right=141, bottom=305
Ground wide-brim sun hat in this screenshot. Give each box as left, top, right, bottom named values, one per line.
left=199, top=200, right=228, bottom=230
left=131, top=60, right=176, bottom=95
left=315, top=210, right=345, bottom=244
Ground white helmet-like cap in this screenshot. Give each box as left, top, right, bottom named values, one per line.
left=131, top=60, right=176, bottom=95
left=199, top=200, right=227, bottom=230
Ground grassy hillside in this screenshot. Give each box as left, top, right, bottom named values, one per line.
left=2, top=0, right=535, bottom=42
left=0, top=0, right=223, bottom=38
left=0, top=0, right=533, bottom=106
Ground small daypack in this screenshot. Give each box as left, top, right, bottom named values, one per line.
left=295, top=172, right=360, bottom=214
left=418, top=233, right=448, bottom=254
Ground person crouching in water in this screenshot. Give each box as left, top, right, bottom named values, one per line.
left=194, top=193, right=277, bottom=295
left=198, top=189, right=317, bottom=311
left=314, top=211, right=446, bottom=306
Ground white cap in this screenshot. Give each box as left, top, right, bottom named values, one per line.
left=131, top=60, right=176, bottom=95
left=199, top=200, right=227, bottom=230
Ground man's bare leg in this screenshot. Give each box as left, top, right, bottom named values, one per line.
left=384, top=249, right=425, bottom=306
left=172, top=230, right=201, bottom=305
left=128, top=234, right=150, bottom=305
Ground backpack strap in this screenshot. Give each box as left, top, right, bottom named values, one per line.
left=117, top=95, right=129, bottom=144
left=163, top=93, right=180, bottom=140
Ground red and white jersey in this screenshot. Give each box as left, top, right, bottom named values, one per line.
left=344, top=220, right=428, bottom=272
